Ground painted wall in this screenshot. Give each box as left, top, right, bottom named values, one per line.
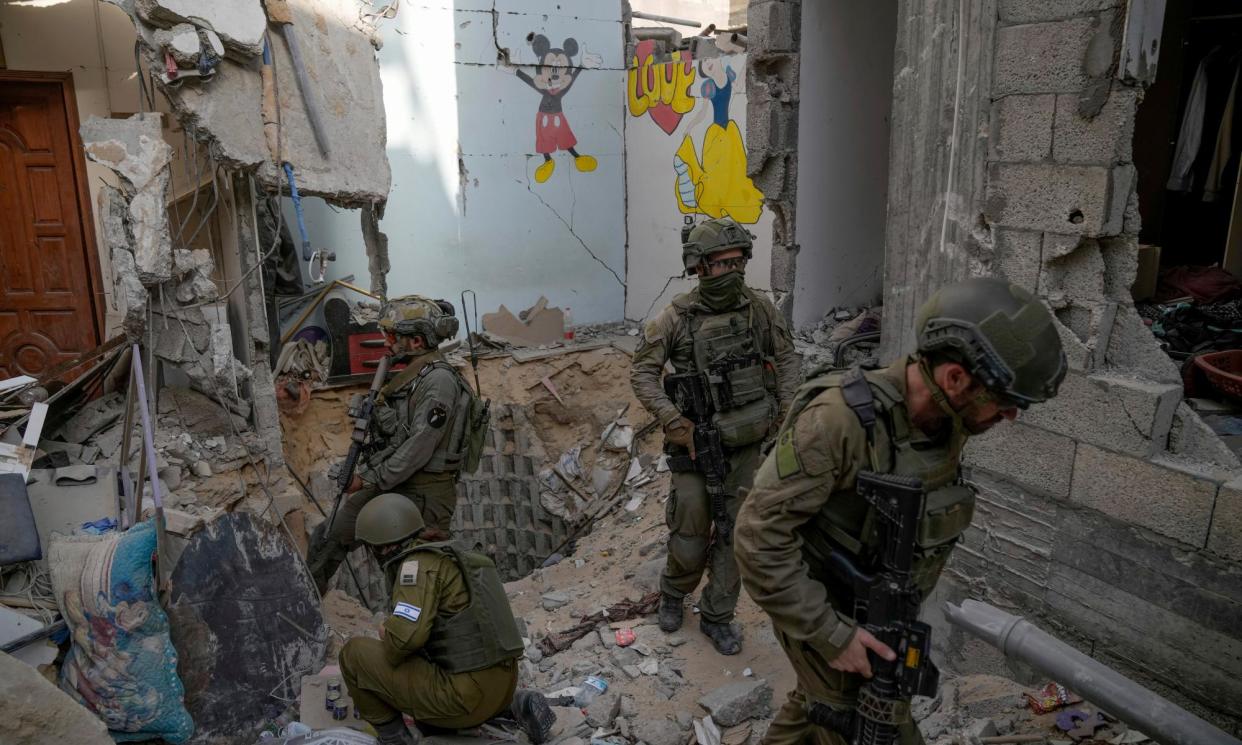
left=623, top=48, right=774, bottom=322
left=791, top=0, right=896, bottom=327
left=297, top=0, right=627, bottom=325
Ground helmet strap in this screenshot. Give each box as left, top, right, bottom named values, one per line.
left=917, top=355, right=966, bottom=439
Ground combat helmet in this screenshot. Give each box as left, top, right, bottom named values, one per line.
left=355, top=493, right=426, bottom=546
left=682, top=217, right=754, bottom=275
left=915, top=277, right=1066, bottom=407
left=378, top=295, right=460, bottom=347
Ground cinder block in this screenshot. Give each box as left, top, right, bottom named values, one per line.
left=1040, top=238, right=1106, bottom=300
left=993, top=229, right=1043, bottom=289
left=998, top=0, right=1122, bottom=25
left=965, top=422, right=1076, bottom=498
left=1020, top=371, right=1182, bottom=457
left=1054, top=88, right=1138, bottom=164
left=986, top=163, right=1117, bottom=235
left=748, top=0, right=797, bottom=53
left=990, top=94, right=1055, bottom=162
left=994, top=18, right=1096, bottom=95
left=1208, top=479, right=1242, bottom=561
left=1070, top=444, right=1218, bottom=547
left=1168, top=403, right=1241, bottom=471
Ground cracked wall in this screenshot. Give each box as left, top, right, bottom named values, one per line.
left=873, top=0, right=1242, bottom=727
left=295, top=0, right=627, bottom=322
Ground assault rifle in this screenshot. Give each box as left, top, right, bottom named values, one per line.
left=327, top=355, right=391, bottom=528
left=808, top=471, right=939, bottom=745
left=663, top=357, right=758, bottom=544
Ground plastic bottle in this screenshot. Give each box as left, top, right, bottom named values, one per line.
left=573, top=675, right=608, bottom=707
left=563, top=307, right=575, bottom=342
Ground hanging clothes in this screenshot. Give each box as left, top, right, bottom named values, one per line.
left=1169, top=46, right=1224, bottom=192
left=1205, top=59, right=1241, bottom=202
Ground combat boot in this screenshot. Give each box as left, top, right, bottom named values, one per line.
left=700, top=619, right=741, bottom=655
left=658, top=593, right=683, bottom=633
left=510, top=689, right=556, bottom=744
left=374, top=716, right=421, bottom=745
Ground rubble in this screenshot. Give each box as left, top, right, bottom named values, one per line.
left=80, top=114, right=174, bottom=286
left=135, top=0, right=266, bottom=58
left=0, top=651, right=112, bottom=745
left=697, top=680, right=773, bottom=727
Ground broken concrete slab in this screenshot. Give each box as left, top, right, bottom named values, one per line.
left=631, top=717, right=685, bottom=745
left=697, top=680, right=773, bottom=727
left=80, top=114, right=173, bottom=285
left=99, top=186, right=147, bottom=339
left=153, top=22, right=203, bottom=66
left=57, top=392, right=125, bottom=444
left=108, top=0, right=390, bottom=206
left=136, top=0, right=266, bottom=59
left=483, top=297, right=567, bottom=347
left=0, top=651, right=112, bottom=745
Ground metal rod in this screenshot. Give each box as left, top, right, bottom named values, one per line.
left=278, top=26, right=331, bottom=157
left=0, top=620, right=66, bottom=654
left=131, top=344, right=171, bottom=591
left=631, top=10, right=702, bottom=27
left=943, top=600, right=1240, bottom=745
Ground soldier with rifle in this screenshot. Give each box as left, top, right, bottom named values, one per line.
left=629, top=217, right=801, bottom=655
left=308, top=295, right=486, bottom=594
left=734, top=278, right=1067, bottom=745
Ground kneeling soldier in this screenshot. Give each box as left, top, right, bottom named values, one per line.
left=339, top=494, right=554, bottom=745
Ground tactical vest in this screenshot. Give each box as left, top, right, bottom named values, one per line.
left=780, top=365, right=976, bottom=601
left=387, top=541, right=525, bottom=674
left=374, top=359, right=478, bottom=474
left=681, top=303, right=779, bottom=448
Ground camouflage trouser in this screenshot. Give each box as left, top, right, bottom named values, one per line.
left=307, top=473, right=458, bottom=593
left=339, top=637, right=517, bottom=728
left=763, top=625, right=925, bottom=745
left=661, top=443, right=761, bottom=624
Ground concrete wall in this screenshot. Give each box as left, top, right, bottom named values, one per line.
left=878, top=0, right=1242, bottom=728
left=791, top=1, right=896, bottom=327
left=623, top=49, right=775, bottom=321
left=299, top=0, right=627, bottom=325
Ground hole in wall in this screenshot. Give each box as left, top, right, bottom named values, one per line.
left=1068, top=209, right=1085, bottom=225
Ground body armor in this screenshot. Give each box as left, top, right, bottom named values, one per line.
left=386, top=541, right=524, bottom=674
left=787, top=367, right=975, bottom=600
left=681, top=305, right=778, bottom=448
left=371, top=361, right=476, bottom=474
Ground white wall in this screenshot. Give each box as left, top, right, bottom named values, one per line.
left=623, top=49, right=774, bottom=322
left=298, top=0, right=627, bottom=325
left=791, top=1, right=897, bottom=327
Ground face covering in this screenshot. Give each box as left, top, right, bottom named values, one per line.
left=698, top=270, right=746, bottom=311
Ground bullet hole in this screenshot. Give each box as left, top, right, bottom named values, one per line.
left=1068, top=209, right=1085, bottom=225
left=526, top=31, right=535, bottom=42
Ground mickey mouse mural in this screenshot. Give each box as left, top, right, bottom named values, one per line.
left=514, top=34, right=602, bottom=183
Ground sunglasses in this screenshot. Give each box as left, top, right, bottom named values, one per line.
left=702, top=256, right=748, bottom=273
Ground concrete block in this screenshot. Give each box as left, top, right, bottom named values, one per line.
left=990, top=94, right=1055, bottom=162
left=965, top=422, right=1077, bottom=498
left=1054, top=88, right=1138, bottom=164
left=1168, top=403, right=1241, bottom=471
left=0, top=651, right=112, bottom=745
left=1070, top=444, right=1218, bottom=547
left=748, top=0, right=797, bottom=53
left=986, top=163, right=1122, bottom=236
left=998, top=0, right=1121, bottom=24
left=993, top=229, right=1043, bottom=289
left=1208, top=479, right=1242, bottom=561
left=697, top=679, right=773, bottom=726
left=994, top=18, right=1096, bottom=95
left=1021, top=371, right=1182, bottom=456
left=1041, top=238, right=1106, bottom=300
left=1104, top=305, right=1181, bottom=383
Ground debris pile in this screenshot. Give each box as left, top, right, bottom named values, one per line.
left=794, top=306, right=881, bottom=375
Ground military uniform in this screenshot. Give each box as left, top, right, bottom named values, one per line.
left=734, top=278, right=1067, bottom=745
left=340, top=539, right=524, bottom=730
left=631, top=284, right=800, bottom=625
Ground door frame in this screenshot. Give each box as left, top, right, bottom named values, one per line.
left=0, top=69, right=107, bottom=346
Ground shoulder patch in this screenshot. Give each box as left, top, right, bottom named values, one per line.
left=642, top=319, right=665, bottom=344
left=427, top=405, right=448, bottom=428
left=775, top=428, right=801, bottom=479
left=393, top=601, right=422, bottom=623
left=399, top=559, right=419, bottom=586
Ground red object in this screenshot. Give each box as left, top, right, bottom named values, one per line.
left=1193, top=350, right=1242, bottom=400
left=1155, top=265, right=1242, bottom=304
left=1025, top=681, right=1080, bottom=714
left=535, top=111, right=578, bottom=153
left=614, top=628, right=636, bottom=647
left=347, top=333, right=405, bottom=376
left=564, top=307, right=574, bottom=341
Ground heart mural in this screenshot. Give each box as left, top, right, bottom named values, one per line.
left=627, top=40, right=697, bottom=135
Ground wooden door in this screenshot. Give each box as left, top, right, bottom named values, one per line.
left=0, top=72, right=103, bottom=380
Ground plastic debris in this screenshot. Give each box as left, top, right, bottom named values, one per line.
left=1027, top=682, right=1080, bottom=714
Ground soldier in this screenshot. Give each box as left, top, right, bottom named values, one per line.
left=734, top=278, right=1067, bottom=745
left=339, top=494, right=555, bottom=745
left=630, top=217, right=801, bottom=655
left=308, top=295, right=478, bottom=593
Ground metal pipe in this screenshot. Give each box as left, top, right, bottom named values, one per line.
left=943, top=600, right=1240, bottom=745
left=728, top=32, right=748, bottom=48
left=631, top=10, right=701, bottom=27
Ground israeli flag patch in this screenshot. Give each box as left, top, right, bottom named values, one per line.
left=393, top=602, right=422, bottom=623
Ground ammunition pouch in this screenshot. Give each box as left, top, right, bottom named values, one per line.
left=371, top=404, right=402, bottom=439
